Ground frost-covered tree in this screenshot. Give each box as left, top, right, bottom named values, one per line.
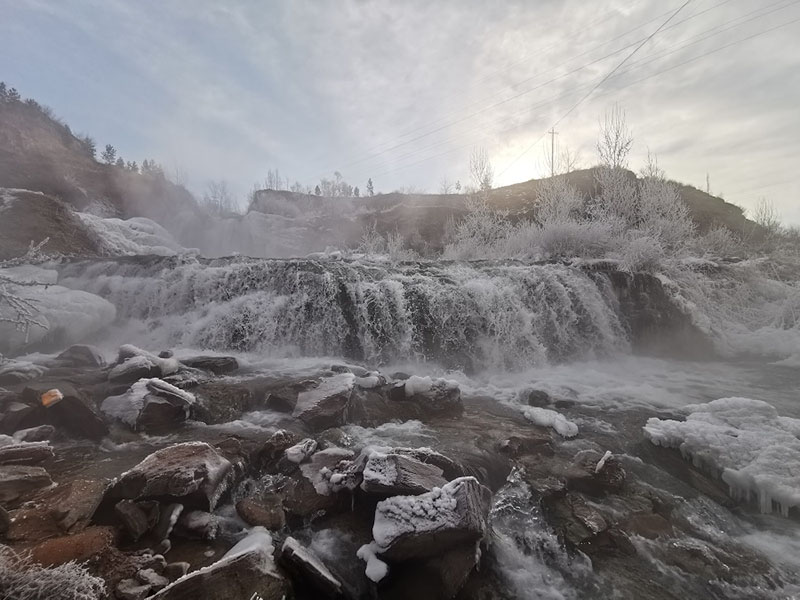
left=126, top=161, right=138, bottom=173
left=440, top=178, right=453, bottom=194
left=0, top=239, right=50, bottom=345
left=101, top=144, right=117, bottom=164
left=366, top=178, right=374, bottom=197
left=597, top=104, right=633, bottom=169
left=354, top=186, right=360, bottom=197
left=455, top=180, right=462, bottom=192
left=78, top=134, right=96, bottom=158
left=470, top=147, right=494, bottom=193
left=114, top=157, right=124, bottom=168
left=443, top=197, right=510, bottom=259
left=314, top=185, right=321, bottom=196
left=202, top=180, right=236, bottom=215
left=7, top=87, right=20, bottom=102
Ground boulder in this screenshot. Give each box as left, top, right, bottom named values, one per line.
left=105, top=442, right=234, bottom=511
left=352, top=377, right=463, bottom=425
left=150, top=527, right=289, bottom=600
left=285, top=438, right=318, bottom=464
left=154, top=503, right=184, bottom=541
left=280, top=536, right=344, bottom=598
left=0, top=465, right=52, bottom=504
left=117, top=578, right=152, bottom=600
left=48, top=478, right=108, bottom=532
left=109, top=355, right=163, bottom=384
left=498, top=433, right=553, bottom=458
left=236, top=495, right=286, bottom=530
left=137, top=567, right=170, bottom=590
left=256, top=430, right=299, bottom=472
left=564, top=449, right=626, bottom=495
left=0, top=401, right=37, bottom=434
left=371, top=477, right=491, bottom=561
left=361, top=451, right=447, bottom=496
left=545, top=493, right=609, bottom=547
left=181, top=356, right=239, bottom=375
left=116, top=499, right=156, bottom=541
left=193, top=381, right=260, bottom=424
left=55, top=344, right=106, bottom=368
left=101, top=378, right=195, bottom=433
left=0, top=442, right=54, bottom=465
left=12, top=424, right=55, bottom=442
left=22, top=383, right=108, bottom=440
left=292, top=374, right=355, bottom=431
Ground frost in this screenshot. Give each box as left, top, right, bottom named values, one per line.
left=523, top=406, right=578, bottom=438
left=356, top=542, right=389, bottom=583
left=594, top=450, right=612, bottom=473
left=77, top=212, right=191, bottom=256
left=101, top=377, right=195, bottom=426
left=0, top=545, right=106, bottom=600
left=644, top=397, right=800, bottom=516
left=284, top=438, right=318, bottom=464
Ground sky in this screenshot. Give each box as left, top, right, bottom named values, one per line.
left=1, top=0, right=799, bottom=222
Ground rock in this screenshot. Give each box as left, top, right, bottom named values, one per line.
left=361, top=451, right=447, bottom=496
left=117, top=578, right=153, bottom=600
left=175, top=509, right=218, bottom=540
left=371, top=476, right=492, bottom=561
left=181, top=356, right=239, bottom=375
left=390, top=372, right=411, bottom=381
left=150, top=527, right=289, bottom=600
left=0, top=504, right=9, bottom=535
left=625, top=512, right=674, bottom=539
left=545, top=493, right=609, bottom=547
left=283, top=475, right=348, bottom=518
left=527, top=389, right=552, bottom=407
left=29, top=525, right=116, bottom=566
left=498, top=434, right=553, bottom=458
left=299, top=447, right=359, bottom=496
left=235, top=496, right=286, bottom=530
left=292, top=373, right=355, bottom=431
left=12, top=424, right=55, bottom=442
left=0, top=464, right=52, bottom=504
left=402, top=377, right=463, bottom=417
left=49, top=478, right=108, bottom=532
left=280, top=536, right=344, bottom=598
left=109, top=355, right=163, bottom=384
left=164, top=561, right=190, bottom=581
left=101, top=378, right=195, bottom=433
left=0, top=360, right=46, bottom=385
left=382, top=541, right=480, bottom=600
left=0, top=401, right=37, bottom=434
left=256, top=430, right=299, bottom=471
left=353, top=378, right=464, bottom=425
left=22, top=383, right=108, bottom=440
left=0, top=442, right=54, bottom=465
left=159, top=350, right=174, bottom=359
left=265, top=392, right=296, bottom=413
left=393, top=448, right=465, bottom=482
left=564, top=450, right=626, bottom=495
left=105, top=442, right=234, bottom=511
left=116, top=499, right=153, bottom=541
left=55, top=344, right=106, bottom=368
left=138, top=567, right=170, bottom=589
left=285, top=438, right=318, bottom=464
left=155, top=503, right=184, bottom=541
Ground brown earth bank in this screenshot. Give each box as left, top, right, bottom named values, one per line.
left=0, top=343, right=796, bottom=599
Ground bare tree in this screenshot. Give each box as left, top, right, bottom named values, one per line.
left=559, top=145, right=581, bottom=174
left=751, top=197, right=780, bottom=238
left=597, top=104, right=633, bottom=169
left=439, top=177, right=453, bottom=194
left=0, top=239, right=50, bottom=345
left=469, top=147, right=494, bottom=193
left=202, top=180, right=236, bottom=215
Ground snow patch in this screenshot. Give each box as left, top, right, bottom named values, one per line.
left=356, top=542, right=389, bottom=583
left=523, top=406, right=578, bottom=438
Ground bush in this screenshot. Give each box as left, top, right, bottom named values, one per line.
left=0, top=546, right=106, bottom=600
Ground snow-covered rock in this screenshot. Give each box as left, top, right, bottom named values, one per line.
left=109, top=345, right=180, bottom=384
left=101, top=378, right=195, bottom=432
left=106, top=442, right=234, bottom=511
left=370, top=476, right=491, bottom=561
left=644, top=397, right=800, bottom=516
left=523, top=406, right=578, bottom=438
left=77, top=212, right=189, bottom=257
left=284, top=438, right=318, bottom=464
left=361, top=449, right=447, bottom=496
left=280, top=536, right=344, bottom=598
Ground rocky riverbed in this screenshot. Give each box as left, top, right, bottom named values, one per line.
left=0, top=343, right=798, bottom=599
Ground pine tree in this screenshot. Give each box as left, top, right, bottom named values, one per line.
left=101, top=144, right=117, bottom=164
left=314, top=185, right=322, bottom=196
left=115, top=157, right=124, bottom=168
left=126, top=160, right=138, bottom=173
left=7, top=87, right=20, bottom=102
left=0, top=82, right=7, bottom=101
left=354, top=186, right=360, bottom=197
left=366, top=178, right=374, bottom=197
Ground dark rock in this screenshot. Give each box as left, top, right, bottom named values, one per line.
left=155, top=503, right=184, bottom=541
left=283, top=474, right=348, bottom=518
left=352, top=378, right=464, bottom=425
left=624, top=512, right=674, bottom=539
left=174, top=509, right=218, bottom=540
left=55, top=344, right=106, bottom=368
left=116, top=499, right=153, bottom=541
left=236, top=495, right=286, bottom=530
left=256, top=429, right=299, bottom=472
left=0, top=442, right=54, bottom=465
left=545, top=493, right=608, bottom=547
left=137, top=567, right=170, bottom=589
left=193, top=381, right=259, bottom=424
left=292, top=374, right=355, bottom=431
left=527, top=389, right=552, bottom=407
left=105, top=442, right=235, bottom=511
left=384, top=542, right=480, bottom=600
left=109, top=357, right=163, bottom=384
left=12, top=424, right=55, bottom=442
left=280, top=536, right=344, bottom=598
left=22, top=383, right=108, bottom=440
left=117, top=578, right=152, bottom=600
left=373, top=477, right=491, bottom=561
left=0, top=465, right=52, bottom=504
left=0, top=401, right=37, bottom=434
left=564, top=450, right=626, bottom=496
left=150, top=529, right=289, bottom=600
left=181, top=356, right=239, bottom=375
left=393, top=448, right=465, bottom=481
left=49, top=478, right=108, bottom=532
left=265, top=392, right=296, bottom=413
left=0, top=504, right=9, bottom=535
left=361, top=452, right=446, bottom=496
left=498, top=434, right=553, bottom=458
left=102, top=378, right=195, bottom=433
left=164, top=561, right=190, bottom=581
left=159, top=350, right=174, bottom=359
left=390, top=372, right=411, bottom=381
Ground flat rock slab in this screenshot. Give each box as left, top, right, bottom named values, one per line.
left=105, top=442, right=234, bottom=511
left=181, top=356, right=239, bottom=375
left=0, top=464, right=52, bottom=505
left=0, top=442, right=54, bottom=465
left=280, top=536, right=344, bottom=598
left=292, top=374, right=355, bottom=431
left=361, top=452, right=447, bottom=496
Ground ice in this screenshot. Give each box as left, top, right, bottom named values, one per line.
left=77, top=212, right=191, bottom=256
left=523, top=406, right=578, bottom=438
left=644, top=397, right=800, bottom=516
left=361, top=449, right=398, bottom=488
left=356, top=542, right=389, bottom=583
left=284, top=438, right=318, bottom=464
left=101, top=378, right=195, bottom=426
left=405, top=375, right=433, bottom=396
left=594, top=450, right=612, bottom=473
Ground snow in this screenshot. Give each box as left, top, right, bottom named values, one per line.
left=101, top=378, right=195, bottom=426
left=354, top=373, right=382, bottom=389
left=285, top=438, right=318, bottom=464
left=356, top=542, right=389, bottom=583
left=644, top=397, right=800, bottom=516
left=0, top=360, right=46, bottom=382
left=77, top=212, right=191, bottom=256
left=523, top=406, right=578, bottom=438
left=372, top=477, right=478, bottom=551
left=405, top=375, right=433, bottom=396
left=361, top=450, right=398, bottom=488
left=595, top=450, right=612, bottom=474
left=109, top=345, right=180, bottom=380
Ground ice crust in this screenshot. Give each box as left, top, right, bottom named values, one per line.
left=644, top=397, right=800, bottom=516
left=523, top=406, right=579, bottom=438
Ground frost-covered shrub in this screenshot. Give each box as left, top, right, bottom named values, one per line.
left=695, top=226, right=742, bottom=257
left=534, top=176, right=585, bottom=223
left=618, top=235, right=664, bottom=273
left=637, top=176, right=695, bottom=252
left=534, top=219, right=620, bottom=260
left=385, top=231, right=417, bottom=262
left=443, top=197, right=512, bottom=260
left=0, top=546, right=106, bottom=600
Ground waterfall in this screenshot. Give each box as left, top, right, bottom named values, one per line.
left=58, top=257, right=639, bottom=370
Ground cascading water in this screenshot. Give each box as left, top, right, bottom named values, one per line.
left=57, top=256, right=637, bottom=370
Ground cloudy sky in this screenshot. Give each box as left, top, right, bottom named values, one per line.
left=2, top=0, right=799, bottom=222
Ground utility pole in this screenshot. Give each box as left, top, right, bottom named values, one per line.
left=706, top=172, right=710, bottom=194
left=548, top=128, right=558, bottom=177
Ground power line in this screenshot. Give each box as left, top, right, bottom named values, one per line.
left=497, top=0, right=694, bottom=177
